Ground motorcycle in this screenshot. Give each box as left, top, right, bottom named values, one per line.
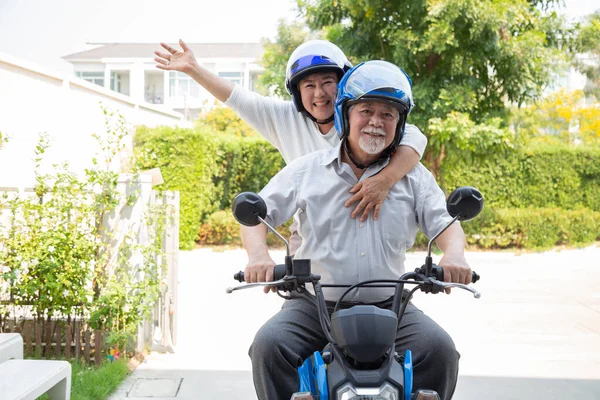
left=226, top=186, right=484, bottom=400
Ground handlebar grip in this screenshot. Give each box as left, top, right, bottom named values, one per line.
left=431, top=265, right=480, bottom=283
left=233, top=264, right=287, bottom=283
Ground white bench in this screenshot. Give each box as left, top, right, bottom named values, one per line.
left=0, top=333, right=23, bottom=363
left=0, top=359, right=71, bottom=400
left=0, top=333, right=72, bottom=400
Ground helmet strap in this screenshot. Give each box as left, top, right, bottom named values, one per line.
left=343, top=139, right=368, bottom=169
left=304, top=111, right=334, bottom=125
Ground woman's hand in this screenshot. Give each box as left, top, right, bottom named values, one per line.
left=345, top=174, right=393, bottom=222
left=154, top=39, right=197, bottom=74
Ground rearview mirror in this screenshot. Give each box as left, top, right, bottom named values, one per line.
left=231, top=192, right=267, bottom=227
left=446, top=186, right=484, bottom=222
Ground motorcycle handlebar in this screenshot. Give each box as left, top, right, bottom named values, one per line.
left=429, top=265, right=480, bottom=284
left=233, top=264, right=287, bottom=283
left=234, top=264, right=480, bottom=284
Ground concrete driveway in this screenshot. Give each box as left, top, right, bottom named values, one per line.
left=110, top=245, right=600, bottom=400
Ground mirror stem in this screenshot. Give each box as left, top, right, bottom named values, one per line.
left=425, top=214, right=461, bottom=276
left=257, top=216, right=290, bottom=256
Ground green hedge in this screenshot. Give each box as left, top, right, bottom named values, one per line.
left=442, top=144, right=600, bottom=211
left=135, top=126, right=218, bottom=249
left=211, top=134, right=286, bottom=211
left=134, top=126, right=284, bottom=249
left=198, top=210, right=293, bottom=247
left=200, top=207, right=600, bottom=251
left=462, top=207, right=600, bottom=249
left=134, top=125, right=600, bottom=250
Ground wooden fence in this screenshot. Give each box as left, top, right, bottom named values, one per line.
left=0, top=318, right=106, bottom=365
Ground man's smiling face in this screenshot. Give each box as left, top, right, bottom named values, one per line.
left=348, top=100, right=399, bottom=157
left=298, top=72, right=339, bottom=122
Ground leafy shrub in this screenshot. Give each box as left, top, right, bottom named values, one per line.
left=442, top=144, right=600, bottom=211
left=134, top=125, right=220, bottom=249
left=212, top=134, right=286, bottom=210
left=510, top=90, right=600, bottom=144
left=463, top=207, right=600, bottom=249
left=198, top=211, right=240, bottom=245
left=198, top=210, right=293, bottom=248
left=134, top=126, right=284, bottom=249
left=414, top=207, right=600, bottom=251
left=0, top=107, right=168, bottom=352
left=134, top=124, right=600, bottom=249
left=198, top=103, right=258, bottom=137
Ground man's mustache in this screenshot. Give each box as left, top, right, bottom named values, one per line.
left=360, top=126, right=386, bottom=136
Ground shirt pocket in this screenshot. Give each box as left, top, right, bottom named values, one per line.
left=380, top=196, right=417, bottom=251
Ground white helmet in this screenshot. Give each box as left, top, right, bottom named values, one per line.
left=285, top=40, right=352, bottom=121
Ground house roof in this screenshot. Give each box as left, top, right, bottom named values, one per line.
left=62, top=43, right=264, bottom=61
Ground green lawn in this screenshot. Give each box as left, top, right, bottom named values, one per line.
left=37, top=359, right=130, bottom=400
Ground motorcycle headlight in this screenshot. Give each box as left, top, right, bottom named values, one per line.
left=336, top=383, right=399, bottom=400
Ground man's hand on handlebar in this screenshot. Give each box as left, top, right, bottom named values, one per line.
left=245, top=255, right=277, bottom=293
left=438, top=253, right=472, bottom=294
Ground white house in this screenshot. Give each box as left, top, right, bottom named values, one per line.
left=62, top=43, right=265, bottom=120
left=545, top=54, right=597, bottom=99
left=0, top=52, right=184, bottom=189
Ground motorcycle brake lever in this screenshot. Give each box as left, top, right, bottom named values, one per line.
left=225, top=278, right=288, bottom=294
left=429, top=279, right=481, bottom=299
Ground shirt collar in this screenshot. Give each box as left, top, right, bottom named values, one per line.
left=320, top=141, right=344, bottom=167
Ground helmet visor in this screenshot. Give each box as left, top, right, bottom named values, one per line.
left=288, top=55, right=340, bottom=79
left=342, top=60, right=412, bottom=108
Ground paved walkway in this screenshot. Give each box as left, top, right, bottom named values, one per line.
left=109, top=245, right=600, bottom=399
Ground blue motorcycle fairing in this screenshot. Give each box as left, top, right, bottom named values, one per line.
left=404, top=349, right=413, bottom=400
left=298, top=355, right=316, bottom=394
left=298, top=351, right=328, bottom=399
left=314, top=351, right=328, bottom=400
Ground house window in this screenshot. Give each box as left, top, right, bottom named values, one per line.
left=169, top=71, right=200, bottom=98
left=218, top=72, right=244, bottom=86
left=250, top=72, right=262, bottom=92
left=110, top=72, right=121, bottom=92
left=110, top=71, right=130, bottom=96
left=76, top=71, right=105, bottom=87
left=144, top=71, right=163, bottom=104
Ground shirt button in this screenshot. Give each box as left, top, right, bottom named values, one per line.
left=360, top=223, right=364, bottom=228
left=361, top=252, right=365, bottom=257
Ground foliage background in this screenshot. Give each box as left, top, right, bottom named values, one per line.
left=0, top=108, right=169, bottom=355
left=133, top=120, right=600, bottom=251
left=133, top=125, right=285, bottom=250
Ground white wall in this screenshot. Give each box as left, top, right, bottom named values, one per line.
left=70, top=56, right=264, bottom=120
left=0, top=53, right=184, bottom=189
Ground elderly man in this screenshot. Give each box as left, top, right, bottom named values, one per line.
left=240, top=60, right=472, bottom=400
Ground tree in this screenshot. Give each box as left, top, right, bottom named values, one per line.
left=576, top=11, right=600, bottom=100
left=299, top=0, right=572, bottom=125
left=294, top=0, right=575, bottom=180
left=511, top=89, right=600, bottom=145
left=428, top=112, right=514, bottom=191
left=258, top=19, right=318, bottom=98
left=198, top=102, right=258, bottom=137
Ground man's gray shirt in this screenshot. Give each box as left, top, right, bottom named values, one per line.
left=259, top=142, right=455, bottom=302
